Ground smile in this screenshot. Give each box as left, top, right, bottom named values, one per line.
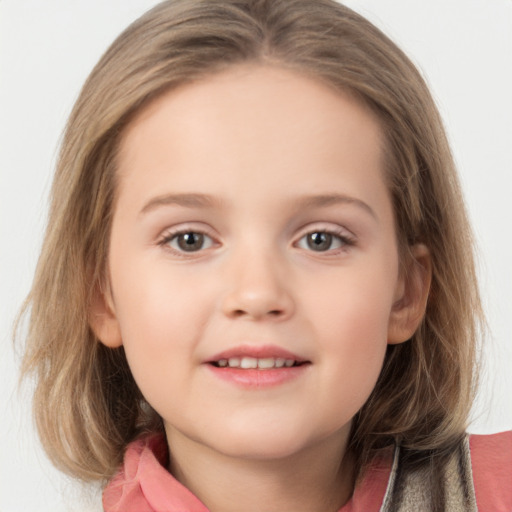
left=212, top=357, right=303, bottom=369
left=205, top=345, right=311, bottom=388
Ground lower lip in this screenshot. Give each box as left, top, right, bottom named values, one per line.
left=205, top=364, right=310, bottom=389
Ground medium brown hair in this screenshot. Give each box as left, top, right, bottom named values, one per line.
left=20, top=0, right=482, bottom=483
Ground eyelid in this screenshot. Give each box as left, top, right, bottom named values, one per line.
left=295, top=222, right=356, bottom=240
left=157, top=224, right=220, bottom=255
left=155, top=222, right=356, bottom=256
left=293, top=223, right=357, bottom=251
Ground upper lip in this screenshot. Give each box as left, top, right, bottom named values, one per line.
left=206, top=345, right=309, bottom=364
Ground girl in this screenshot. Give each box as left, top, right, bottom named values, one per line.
left=18, top=0, right=511, bottom=511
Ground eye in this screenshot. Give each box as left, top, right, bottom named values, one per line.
left=296, top=230, right=351, bottom=252
left=164, top=231, right=214, bottom=253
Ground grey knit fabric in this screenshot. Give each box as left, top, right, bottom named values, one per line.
left=379, top=437, right=477, bottom=512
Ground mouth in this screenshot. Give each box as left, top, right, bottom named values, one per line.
left=205, top=346, right=311, bottom=388
left=210, top=357, right=308, bottom=369
left=205, top=345, right=311, bottom=373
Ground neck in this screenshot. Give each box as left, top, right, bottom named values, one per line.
left=166, top=428, right=354, bottom=512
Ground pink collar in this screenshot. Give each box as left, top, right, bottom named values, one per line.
left=103, top=434, right=392, bottom=512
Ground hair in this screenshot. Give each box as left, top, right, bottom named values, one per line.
left=19, top=0, right=482, bottom=487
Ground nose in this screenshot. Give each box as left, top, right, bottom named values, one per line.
left=221, top=248, right=295, bottom=321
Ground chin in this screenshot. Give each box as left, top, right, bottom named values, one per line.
left=217, top=437, right=309, bottom=461
left=201, top=420, right=325, bottom=462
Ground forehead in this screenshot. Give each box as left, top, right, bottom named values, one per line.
left=115, top=64, right=388, bottom=216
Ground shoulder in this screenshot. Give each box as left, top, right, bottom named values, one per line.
left=103, top=434, right=209, bottom=512
left=378, top=433, right=511, bottom=512
left=469, top=431, right=512, bottom=512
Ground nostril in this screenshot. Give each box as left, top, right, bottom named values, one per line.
left=229, top=308, right=283, bottom=319
left=222, top=286, right=294, bottom=320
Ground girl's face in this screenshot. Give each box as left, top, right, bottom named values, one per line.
left=95, top=65, right=420, bottom=463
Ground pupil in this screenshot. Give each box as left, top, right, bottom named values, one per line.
left=178, top=232, right=204, bottom=251
left=308, top=232, right=332, bottom=251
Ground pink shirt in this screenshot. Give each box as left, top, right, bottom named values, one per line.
left=103, top=431, right=512, bottom=512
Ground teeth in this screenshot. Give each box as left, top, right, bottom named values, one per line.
left=218, top=357, right=298, bottom=369
left=240, top=357, right=258, bottom=369
left=228, top=357, right=240, bottom=367
left=257, top=358, right=275, bottom=369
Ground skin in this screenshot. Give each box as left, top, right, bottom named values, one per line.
left=91, top=64, right=431, bottom=512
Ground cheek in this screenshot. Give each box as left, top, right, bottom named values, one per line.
left=320, top=294, right=389, bottom=382
left=305, top=262, right=397, bottom=342
left=303, top=265, right=396, bottom=399
left=111, top=251, right=211, bottom=343
left=109, top=258, right=214, bottom=397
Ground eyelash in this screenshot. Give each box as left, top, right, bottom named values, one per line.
left=157, top=226, right=356, bottom=256
left=157, top=228, right=216, bottom=256
left=294, top=228, right=356, bottom=254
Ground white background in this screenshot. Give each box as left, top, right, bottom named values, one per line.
left=1, top=1, right=511, bottom=510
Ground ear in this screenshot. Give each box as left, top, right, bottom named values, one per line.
left=387, top=244, right=432, bottom=345
left=89, top=281, right=123, bottom=348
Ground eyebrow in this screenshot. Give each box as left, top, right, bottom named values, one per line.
left=139, top=192, right=377, bottom=220
left=139, top=193, right=220, bottom=215
left=295, top=194, right=377, bottom=220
